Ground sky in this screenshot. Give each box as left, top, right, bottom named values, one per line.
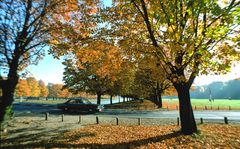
left=27, top=49, right=64, bottom=85
left=194, top=65, right=240, bottom=85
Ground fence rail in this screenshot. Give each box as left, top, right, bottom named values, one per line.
left=165, top=105, right=239, bottom=111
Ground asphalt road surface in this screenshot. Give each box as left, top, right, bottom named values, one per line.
left=13, top=102, right=240, bottom=121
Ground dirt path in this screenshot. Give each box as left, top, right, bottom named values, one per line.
left=1, top=115, right=82, bottom=147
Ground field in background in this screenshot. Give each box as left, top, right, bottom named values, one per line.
left=163, top=98, right=240, bottom=110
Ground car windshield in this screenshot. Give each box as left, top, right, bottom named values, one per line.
left=65, top=98, right=92, bottom=104
left=82, top=98, right=92, bottom=104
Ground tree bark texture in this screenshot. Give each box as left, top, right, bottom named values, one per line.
left=175, top=84, right=197, bottom=135
left=156, top=82, right=162, bottom=108
left=96, top=92, right=101, bottom=105
left=110, top=95, right=113, bottom=104
left=0, top=72, right=19, bottom=123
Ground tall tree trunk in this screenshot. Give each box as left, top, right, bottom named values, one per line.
left=96, top=92, right=101, bottom=105
left=156, top=82, right=162, bottom=108
left=0, top=72, right=19, bottom=123
left=110, top=95, right=113, bottom=105
left=157, top=92, right=162, bottom=108
left=175, top=84, right=197, bottom=135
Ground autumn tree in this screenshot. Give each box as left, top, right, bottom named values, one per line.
left=47, top=83, right=55, bottom=97
left=116, top=60, right=136, bottom=99
left=48, top=1, right=133, bottom=104
left=132, top=55, right=171, bottom=107
left=26, top=77, right=40, bottom=97
left=62, top=40, right=123, bottom=104
left=47, top=83, right=70, bottom=98
left=107, top=83, right=120, bottom=104
left=0, top=0, right=60, bottom=123
left=15, top=79, right=31, bottom=97
left=63, top=60, right=111, bottom=104
left=48, top=0, right=107, bottom=102
left=105, top=0, right=240, bottom=134
left=38, top=80, right=48, bottom=97
left=48, top=0, right=100, bottom=58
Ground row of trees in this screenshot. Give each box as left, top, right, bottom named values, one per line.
left=1, top=0, right=239, bottom=135
left=15, top=78, right=48, bottom=97
left=62, top=49, right=177, bottom=106
left=0, top=76, right=124, bottom=99
left=14, top=77, right=71, bottom=98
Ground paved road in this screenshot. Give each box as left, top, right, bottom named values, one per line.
left=97, top=110, right=240, bottom=120
left=13, top=102, right=240, bottom=120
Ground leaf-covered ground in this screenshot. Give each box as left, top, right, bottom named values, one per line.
left=2, top=124, right=237, bottom=148
left=53, top=124, right=240, bottom=149
left=105, top=99, right=158, bottom=110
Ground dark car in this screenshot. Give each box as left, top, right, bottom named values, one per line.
left=57, top=98, right=104, bottom=112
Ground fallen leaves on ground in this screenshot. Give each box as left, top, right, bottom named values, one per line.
left=53, top=124, right=240, bottom=148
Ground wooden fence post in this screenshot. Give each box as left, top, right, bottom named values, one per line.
left=61, top=114, right=64, bottom=122
left=224, top=117, right=228, bottom=124
left=45, top=112, right=49, bottom=121
left=200, top=118, right=203, bottom=124
left=229, top=106, right=231, bottom=110
left=205, top=106, right=207, bottom=110
left=138, top=118, right=141, bottom=125
left=116, top=117, right=119, bottom=125
left=218, top=106, right=220, bottom=110
left=195, top=106, right=197, bottom=110
left=177, top=117, right=180, bottom=126
left=78, top=115, right=81, bottom=124
left=96, top=116, right=99, bottom=124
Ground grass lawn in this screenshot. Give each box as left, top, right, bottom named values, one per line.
left=163, top=98, right=240, bottom=110
left=105, top=98, right=240, bottom=110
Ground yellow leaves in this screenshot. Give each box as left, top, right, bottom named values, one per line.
left=67, top=0, right=78, bottom=10
left=59, top=124, right=240, bottom=148
left=88, top=7, right=98, bottom=15
left=85, top=0, right=99, bottom=6
left=49, top=39, right=59, bottom=45
left=167, top=25, right=176, bottom=33
left=169, top=74, right=188, bottom=84
left=73, top=40, right=123, bottom=82
left=47, top=0, right=100, bottom=58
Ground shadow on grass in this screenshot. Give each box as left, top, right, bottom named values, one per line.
left=1, top=130, right=181, bottom=149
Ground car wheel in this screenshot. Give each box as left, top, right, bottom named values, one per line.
left=89, top=109, right=96, bottom=113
